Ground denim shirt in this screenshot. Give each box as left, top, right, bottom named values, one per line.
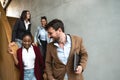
left=34, top=26, right=51, bottom=45
left=54, top=35, right=71, bottom=79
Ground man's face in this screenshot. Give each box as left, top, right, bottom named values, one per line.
left=47, top=27, right=60, bottom=41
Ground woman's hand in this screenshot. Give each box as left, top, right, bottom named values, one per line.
left=8, top=42, right=19, bottom=65
left=8, top=42, right=18, bottom=55
left=32, top=43, right=38, bottom=46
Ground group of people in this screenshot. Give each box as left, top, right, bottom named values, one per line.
left=8, top=10, right=88, bottom=80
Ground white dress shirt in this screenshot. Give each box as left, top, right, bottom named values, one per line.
left=38, top=26, right=47, bottom=41
left=22, top=45, right=36, bottom=69
left=54, top=35, right=71, bottom=79
left=54, top=35, right=71, bottom=65
left=24, top=20, right=30, bottom=30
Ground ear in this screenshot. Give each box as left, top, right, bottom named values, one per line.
left=58, top=28, right=62, bottom=32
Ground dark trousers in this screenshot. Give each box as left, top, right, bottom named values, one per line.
left=39, top=40, right=47, bottom=63
left=38, top=40, right=47, bottom=76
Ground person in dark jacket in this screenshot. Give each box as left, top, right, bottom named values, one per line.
left=10, top=10, right=31, bottom=48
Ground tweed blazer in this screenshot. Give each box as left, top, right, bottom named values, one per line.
left=45, top=35, right=88, bottom=80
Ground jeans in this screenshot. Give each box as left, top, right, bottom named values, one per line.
left=15, top=39, right=22, bottom=48
left=24, top=68, right=36, bottom=80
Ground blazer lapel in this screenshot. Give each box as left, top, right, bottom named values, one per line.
left=67, top=35, right=75, bottom=65
left=21, top=20, right=26, bottom=30
left=28, top=23, right=31, bottom=31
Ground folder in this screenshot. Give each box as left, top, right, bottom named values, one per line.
left=74, top=53, right=80, bottom=72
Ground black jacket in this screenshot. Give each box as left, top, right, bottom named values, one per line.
left=12, top=19, right=31, bottom=42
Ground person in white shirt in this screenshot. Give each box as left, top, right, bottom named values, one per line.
left=45, top=19, right=88, bottom=80
left=34, top=16, right=51, bottom=62
left=9, top=31, right=44, bottom=80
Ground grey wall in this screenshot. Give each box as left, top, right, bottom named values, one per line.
left=31, top=0, right=120, bottom=80
left=3, top=0, right=32, bottom=17
left=4, top=0, right=120, bottom=80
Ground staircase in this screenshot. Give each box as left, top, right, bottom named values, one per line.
left=0, top=3, right=19, bottom=80
left=7, top=16, right=18, bottom=28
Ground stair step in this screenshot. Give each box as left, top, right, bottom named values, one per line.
left=7, top=17, right=18, bottom=28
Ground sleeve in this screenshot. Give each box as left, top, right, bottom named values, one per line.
left=45, top=44, right=54, bottom=80
left=29, top=24, right=31, bottom=31
left=37, top=46, right=45, bottom=69
left=15, top=50, right=20, bottom=69
left=34, top=26, right=39, bottom=43
left=79, top=38, right=88, bottom=72
left=11, top=19, right=19, bottom=42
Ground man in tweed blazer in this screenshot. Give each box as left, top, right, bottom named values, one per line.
left=45, top=19, right=88, bottom=80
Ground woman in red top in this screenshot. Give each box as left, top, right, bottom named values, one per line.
left=9, top=31, right=44, bottom=80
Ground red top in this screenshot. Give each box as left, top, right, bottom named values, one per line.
left=16, top=46, right=44, bottom=80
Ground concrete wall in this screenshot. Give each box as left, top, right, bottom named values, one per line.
left=2, top=0, right=32, bottom=18
left=2, top=0, right=120, bottom=80
left=31, top=0, right=120, bottom=80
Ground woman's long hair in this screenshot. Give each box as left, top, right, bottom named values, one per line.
left=20, top=10, right=31, bottom=21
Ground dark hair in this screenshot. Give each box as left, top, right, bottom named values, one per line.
left=20, top=10, right=31, bottom=21
left=22, top=31, right=32, bottom=40
left=45, top=19, right=64, bottom=32
left=41, top=16, right=47, bottom=21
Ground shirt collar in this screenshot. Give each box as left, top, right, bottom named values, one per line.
left=54, top=34, right=71, bottom=47
left=40, top=26, right=45, bottom=29
left=24, top=20, right=31, bottom=25
left=22, top=45, right=33, bottom=50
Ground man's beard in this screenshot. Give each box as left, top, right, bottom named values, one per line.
left=50, top=37, right=60, bottom=43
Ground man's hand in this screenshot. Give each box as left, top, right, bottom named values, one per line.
left=75, top=65, right=82, bottom=74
